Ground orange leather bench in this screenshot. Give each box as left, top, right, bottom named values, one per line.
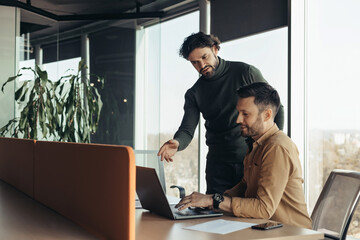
left=0, top=137, right=135, bottom=240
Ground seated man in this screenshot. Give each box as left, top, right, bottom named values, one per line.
left=176, top=82, right=312, bottom=229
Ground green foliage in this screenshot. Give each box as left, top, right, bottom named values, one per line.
left=0, top=60, right=104, bottom=143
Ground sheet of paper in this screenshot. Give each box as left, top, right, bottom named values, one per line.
left=184, top=219, right=257, bottom=235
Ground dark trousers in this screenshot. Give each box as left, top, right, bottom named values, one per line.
left=205, top=160, right=244, bottom=194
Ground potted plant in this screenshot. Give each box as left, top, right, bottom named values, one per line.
left=0, top=60, right=103, bottom=143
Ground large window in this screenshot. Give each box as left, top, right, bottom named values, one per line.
left=138, top=11, right=200, bottom=196
left=159, top=12, right=200, bottom=196
left=221, top=27, right=288, bottom=132
left=303, top=0, right=360, bottom=237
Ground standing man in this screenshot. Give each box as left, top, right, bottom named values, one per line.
left=158, top=32, right=284, bottom=194
left=176, top=82, right=311, bottom=228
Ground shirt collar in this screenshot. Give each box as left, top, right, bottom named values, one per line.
left=252, top=123, right=279, bottom=147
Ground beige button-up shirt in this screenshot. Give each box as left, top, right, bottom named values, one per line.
left=224, top=124, right=312, bottom=229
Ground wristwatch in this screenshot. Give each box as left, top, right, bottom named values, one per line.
left=212, top=193, right=224, bottom=209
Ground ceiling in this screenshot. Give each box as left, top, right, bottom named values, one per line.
left=17, top=0, right=157, bottom=16
left=0, top=0, right=198, bottom=41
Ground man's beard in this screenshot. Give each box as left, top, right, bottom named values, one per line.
left=201, top=55, right=219, bottom=78
left=240, top=115, right=264, bottom=138
left=201, top=65, right=216, bottom=78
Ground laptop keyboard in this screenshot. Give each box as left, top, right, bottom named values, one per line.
left=171, top=205, right=213, bottom=216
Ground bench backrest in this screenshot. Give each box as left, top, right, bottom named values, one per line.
left=0, top=137, right=34, bottom=197
left=0, top=137, right=135, bottom=240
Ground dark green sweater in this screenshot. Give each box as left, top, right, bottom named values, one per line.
left=174, top=57, right=284, bottom=163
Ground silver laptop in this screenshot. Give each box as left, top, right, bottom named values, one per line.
left=136, top=166, right=223, bottom=220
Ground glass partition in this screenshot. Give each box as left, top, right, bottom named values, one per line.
left=0, top=5, right=143, bottom=145
left=89, top=20, right=138, bottom=146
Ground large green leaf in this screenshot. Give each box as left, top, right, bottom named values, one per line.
left=0, top=119, right=18, bottom=136
left=15, top=81, right=30, bottom=101
left=76, top=108, right=82, bottom=129
left=39, top=105, right=45, bottom=125
left=41, top=122, right=48, bottom=138
left=36, top=65, right=49, bottom=87
left=28, top=90, right=35, bottom=103
left=69, top=75, right=76, bottom=85
left=34, top=76, right=40, bottom=88
left=59, top=83, right=65, bottom=96
left=66, top=102, right=74, bottom=116
left=19, top=113, right=27, bottom=129
left=56, top=101, right=63, bottom=113
left=19, top=88, right=29, bottom=102
left=14, top=84, right=25, bottom=101
left=1, top=74, right=21, bottom=92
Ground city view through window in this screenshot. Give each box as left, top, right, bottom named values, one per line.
left=306, top=0, right=360, bottom=236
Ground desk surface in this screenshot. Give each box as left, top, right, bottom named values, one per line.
left=0, top=180, right=97, bottom=240
left=136, top=209, right=324, bottom=240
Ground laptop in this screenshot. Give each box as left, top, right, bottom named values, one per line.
left=136, top=166, right=223, bottom=220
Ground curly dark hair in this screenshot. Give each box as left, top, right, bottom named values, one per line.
left=179, top=32, right=221, bottom=59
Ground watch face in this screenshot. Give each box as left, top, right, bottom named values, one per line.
left=213, top=193, right=223, bottom=209
left=214, top=193, right=221, bottom=201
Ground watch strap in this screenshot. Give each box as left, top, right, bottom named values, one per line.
left=212, top=193, right=224, bottom=209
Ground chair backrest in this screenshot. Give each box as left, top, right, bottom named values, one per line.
left=311, top=169, right=360, bottom=240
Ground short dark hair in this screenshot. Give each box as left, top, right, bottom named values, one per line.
left=237, top=82, right=280, bottom=117
left=179, top=32, right=221, bottom=59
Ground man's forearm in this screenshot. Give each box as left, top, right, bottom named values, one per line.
left=219, top=196, right=233, bottom=213
left=173, top=129, right=193, bottom=151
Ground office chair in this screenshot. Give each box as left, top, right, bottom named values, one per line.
left=311, top=169, right=360, bottom=240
